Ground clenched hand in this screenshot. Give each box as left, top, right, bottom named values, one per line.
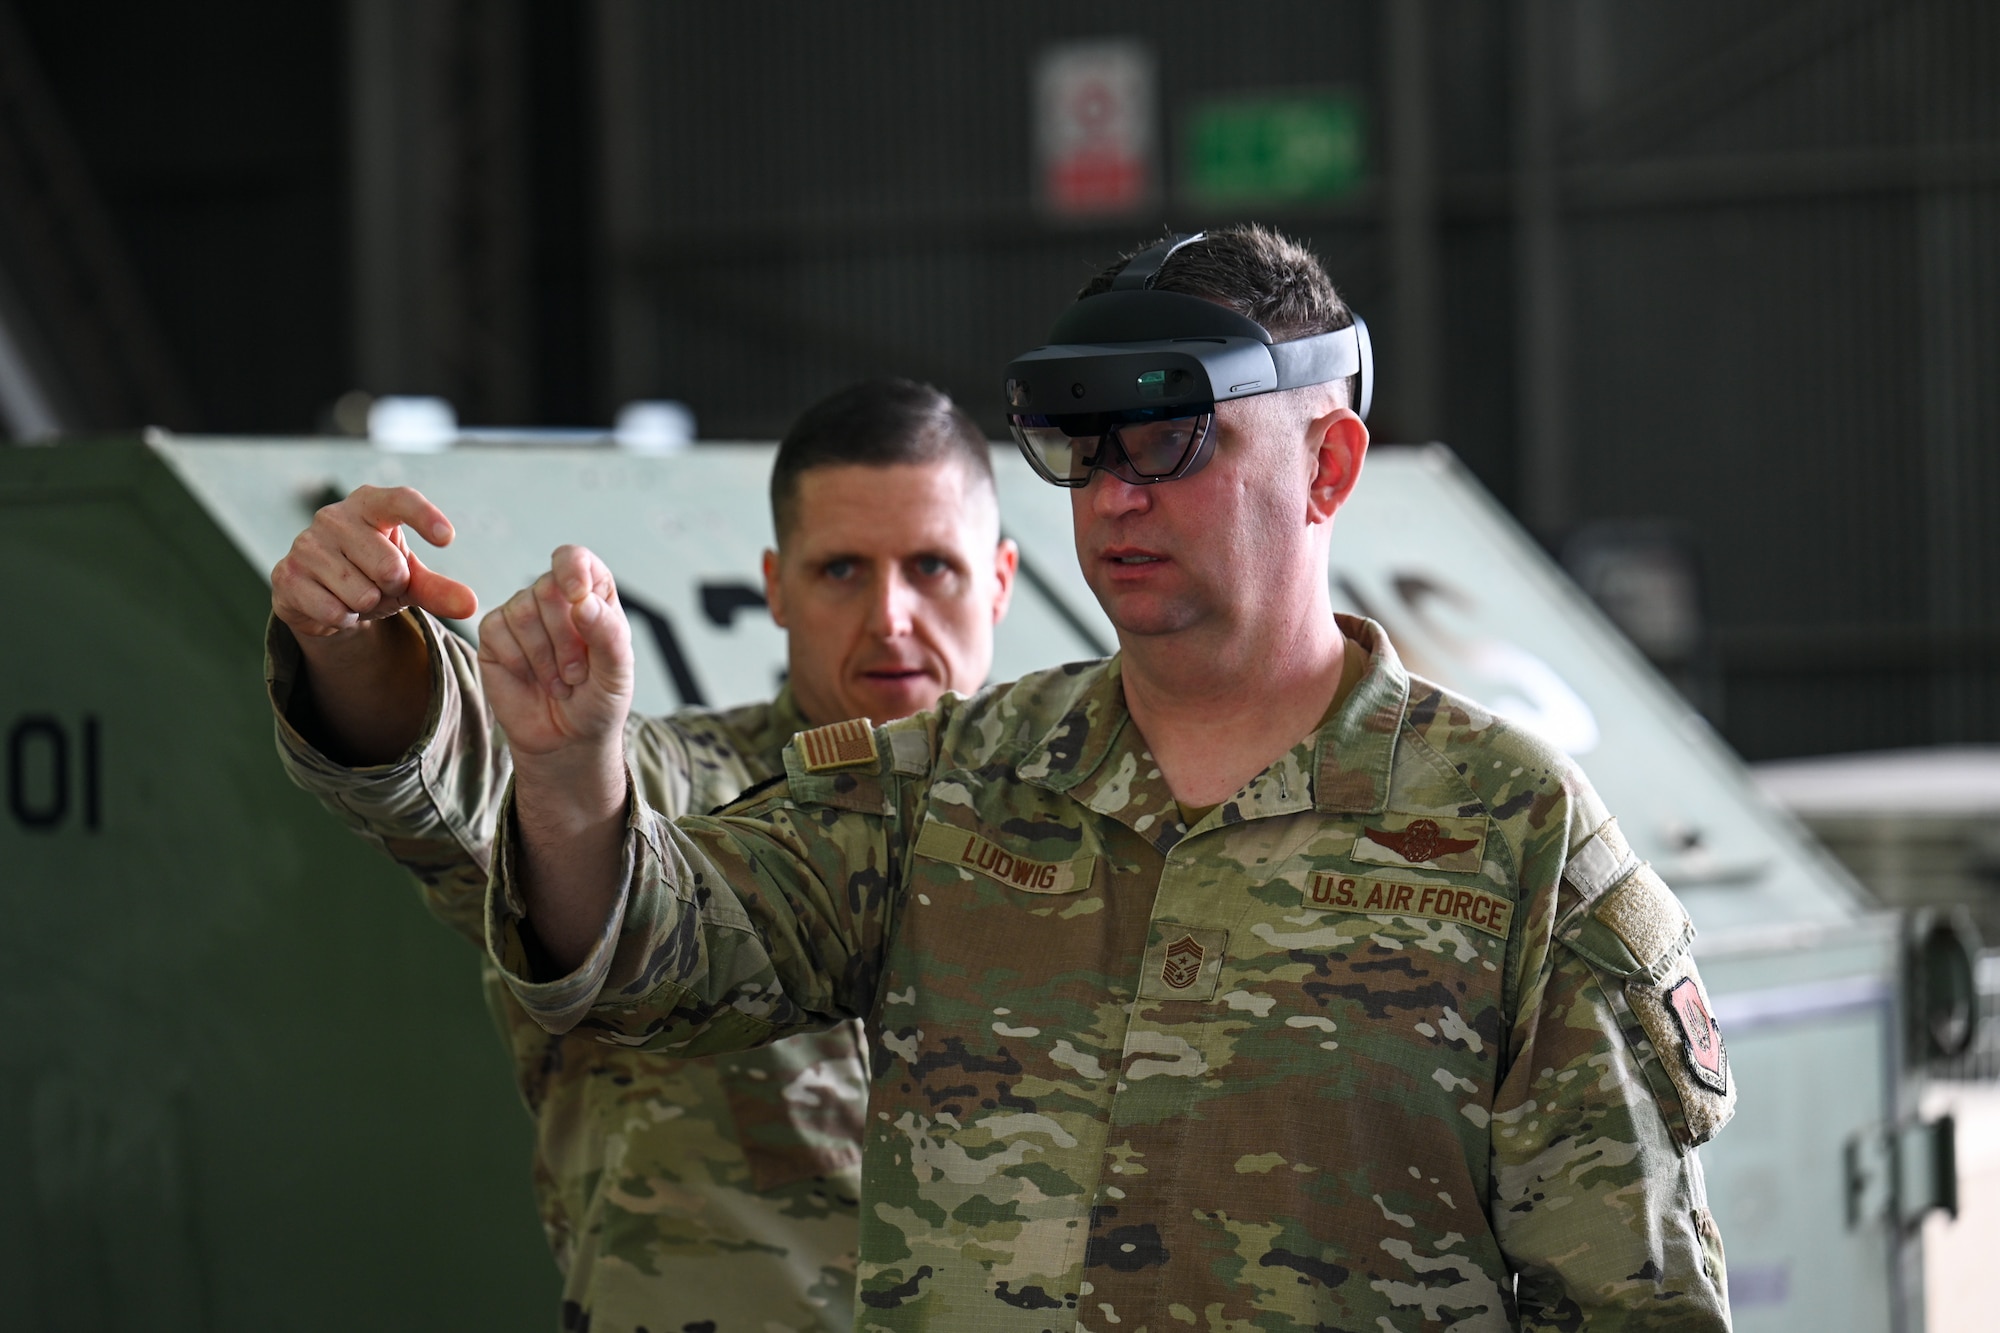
left=476, top=544, right=634, bottom=760
left=480, top=545, right=636, bottom=974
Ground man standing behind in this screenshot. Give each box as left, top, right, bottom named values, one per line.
left=267, top=379, right=1017, bottom=1331
left=484, top=227, right=1733, bottom=1329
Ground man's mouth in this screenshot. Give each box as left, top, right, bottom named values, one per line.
left=1103, top=546, right=1166, bottom=566
left=861, top=665, right=929, bottom=683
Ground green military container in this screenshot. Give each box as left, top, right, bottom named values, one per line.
left=0, top=431, right=1112, bottom=1331
left=0, top=432, right=1967, bottom=1330
left=0, top=439, right=559, bottom=1329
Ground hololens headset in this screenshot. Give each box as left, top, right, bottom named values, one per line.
left=1004, top=231, right=1372, bottom=488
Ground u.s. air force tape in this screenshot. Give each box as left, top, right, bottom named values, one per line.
left=1302, top=872, right=1514, bottom=939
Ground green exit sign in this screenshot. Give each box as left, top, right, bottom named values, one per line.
left=1184, top=91, right=1366, bottom=203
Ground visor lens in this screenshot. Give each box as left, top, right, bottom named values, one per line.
left=1113, top=417, right=1203, bottom=477
left=1010, top=420, right=1094, bottom=484
left=1009, top=410, right=1211, bottom=487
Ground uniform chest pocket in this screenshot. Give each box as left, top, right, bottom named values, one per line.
left=912, top=816, right=1096, bottom=895
left=1229, top=860, right=1517, bottom=991
left=1224, top=863, right=1508, bottom=1094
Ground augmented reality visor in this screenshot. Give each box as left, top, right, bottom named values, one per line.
left=1003, top=233, right=1371, bottom=488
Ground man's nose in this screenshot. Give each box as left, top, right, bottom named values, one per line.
left=1087, top=467, right=1152, bottom=518
left=866, top=569, right=916, bottom=637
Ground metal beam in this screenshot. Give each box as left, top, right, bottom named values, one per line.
left=0, top=0, right=195, bottom=429
left=1716, top=625, right=2000, bottom=676
left=604, top=139, right=2000, bottom=270
left=1514, top=0, right=1569, bottom=536
left=595, top=0, right=659, bottom=409
left=1917, top=185, right=1993, bottom=738
left=1559, top=141, right=2000, bottom=212
left=0, top=271, right=61, bottom=441
left=1384, top=0, right=1441, bottom=441
left=347, top=0, right=530, bottom=421
left=1564, top=0, right=1911, bottom=163
left=348, top=0, right=412, bottom=399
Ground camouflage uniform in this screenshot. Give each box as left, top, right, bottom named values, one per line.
left=492, top=616, right=1734, bottom=1331
left=268, top=610, right=865, bottom=1333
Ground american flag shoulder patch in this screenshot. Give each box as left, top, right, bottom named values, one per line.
left=797, top=718, right=879, bottom=773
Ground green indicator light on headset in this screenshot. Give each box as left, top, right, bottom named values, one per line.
left=1137, top=369, right=1168, bottom=400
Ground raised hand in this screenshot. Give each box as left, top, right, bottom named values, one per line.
left=272, top=484, right=478, bottom=637
left=482, top=546, right=637, bottom=972
left=476, top=545, right=635, bottom=760
left=270, top=484, right=478, bottom=763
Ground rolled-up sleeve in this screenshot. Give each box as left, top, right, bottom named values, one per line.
left=267, top=609, right=507, bottom=943
left=488, top=733, right=912, bottom=1060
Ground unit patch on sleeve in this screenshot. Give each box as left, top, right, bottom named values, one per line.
left=1665, top=976, right=1728, bottom=1095
left=1622, top=954, right=1736, bottom=1148
left=1347, top=814, right=1487, bottom=873
left=797, top=718, right=878, bottom=772
left=1302, top=872, right=1514, bottom=940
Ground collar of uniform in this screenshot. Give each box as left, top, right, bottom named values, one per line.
left=1020, top=655, right=1190, bottom=851
left=721, top=683, right=811, bottom=776
left=767, top=683, right=809, bottom=744
left=1016, top=655, right=1132, bottom=796
left=1311, top=614, right=1410, bottom=815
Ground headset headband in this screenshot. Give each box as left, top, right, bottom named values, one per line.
left=1109, top=232, right=1209, bottom=290
left=1003, top=232, right=1373, bottom=421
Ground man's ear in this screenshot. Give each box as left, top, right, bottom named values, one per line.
left=990, top=537, right=1020, bottom=625
left=761, top=549, right=788, bottom=628
left=1305, top=406, right=1369, bottom=525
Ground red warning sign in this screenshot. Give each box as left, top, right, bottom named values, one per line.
left=1035, top=41, right=1156, bottom=218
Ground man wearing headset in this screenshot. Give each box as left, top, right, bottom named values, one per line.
left=483, top=226, right=1733, bottom=1329
left=268, top=379, right=1018, bottom=1332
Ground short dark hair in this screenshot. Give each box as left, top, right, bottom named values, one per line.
left=770, top=378, right=995, bottom=543
left=1077, top=223, right=1357, bottom=406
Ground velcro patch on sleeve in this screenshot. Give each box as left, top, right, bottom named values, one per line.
left=1562, top=816, right=1639, bottom=902
left=886, top=725, right=932, bottom=776
left=1595, top=864, right=1689, bottom=972
left=1302, top=873, right=1514, bottom=940
left=1626, top=954, right=1736, bottom=1148
left=914, top=820, right=1094, bottom=895
left=797, top=718, right=878, bottom=772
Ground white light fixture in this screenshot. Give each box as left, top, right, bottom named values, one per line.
left=368, top=396, right=458, bottom=452
left=613, top=400, right=695, bottom=453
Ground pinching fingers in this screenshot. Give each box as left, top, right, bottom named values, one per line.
left=272, top=555, right=368, bottom=635
left=352, top=484, right=454, bottom=548
left=405, top=551, right=479, bottom=621
left=321, top=504, right=414, bottom=600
